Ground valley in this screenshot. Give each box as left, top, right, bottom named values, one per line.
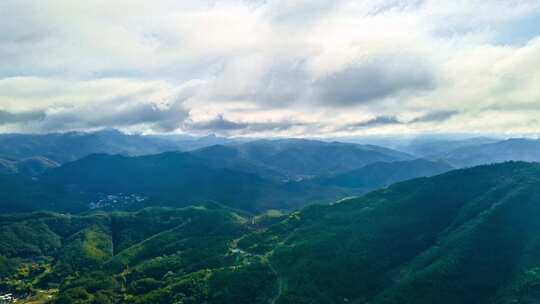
left=1, top=162, right=540, bottom=303
left=2, top=2, right=539, bottom=302
left=1, top=132, right=540, bottom=303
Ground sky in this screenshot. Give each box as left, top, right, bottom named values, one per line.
left=1, top=0, right=540, bottom=137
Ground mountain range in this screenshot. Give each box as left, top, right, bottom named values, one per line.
left=0, top=142, right=450, bottom=214
left=1, top=162, right=539, bottom=303
left=428, top=138, right=540, bottom=167
left=0, top=129, right=236, bottom=164
left=2, top=130, right=540, bottom=215
left=1, top=129, right=539, bottom=170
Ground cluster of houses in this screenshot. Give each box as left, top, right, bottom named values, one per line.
left=88, top=193, right=147, bottom=209
left=0, top=293, right=16, bottom=304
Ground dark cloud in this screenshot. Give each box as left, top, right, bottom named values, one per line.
left=410, top=110, right=457, bottom=123
left=265, top=0, right=340, bottom=26
left=211, top=58, right=311, bottom=106
left=39, top=91, right=191, bottom=132
left=185, top=114, right=313, bottom=134
left=352, top=115, right=402, bottom=127
left=345, top=110, right=456, bottom=130
left=0, top=110, right=46, bottom=125
left=96, top=101, right=189, bottom=132
left=187, top=115, right=248, bottom=131
left=316, top=57, right=436, bottom=106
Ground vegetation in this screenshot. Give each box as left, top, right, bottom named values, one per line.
left=1, top=162, right=540, bottom=303
left=0, top=137, right=436, bottom=214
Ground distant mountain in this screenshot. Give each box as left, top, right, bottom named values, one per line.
left=0, top=156, right=59, bottom=176
left=2, top=162, right=540, bottom=303
left=278, top=159, right=453, bottom=206
left=298, top=158, right=452, bottom=189
left=431, top=138, right=540, bottom=167
left=0, top=137, right=449, bottom=214
left=404, top=137, right=499, bottom=157
left=36, top=143, right=420, bottom=213
left=1, top=150, right=434, bottom=214
left=150, top=133, right=240, bottom=151
left=191, top=145, right=284, bottom=181
left=0, top=130, right=414, bottom=176
left=194, top=139, right=414, bottom=181
left=42, top=152, right=280, bottom=213
left=0, top=129, right=180, bottom=163
left=237, top=139, right=414, bottom=178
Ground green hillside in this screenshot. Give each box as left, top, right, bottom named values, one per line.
left=30, top=151, right=436, bottom=214
left=283, top=159, right=453, bottom=202
left=1, top=162, right=540, bottom=303
left=240, top=162, right=540, bottom=303
left=200, top=139, right=414, bottom=180
left=41, top=152, right=281, bottom=213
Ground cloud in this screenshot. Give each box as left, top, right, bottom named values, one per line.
left=316, top=55, right=436, bottom=106
left=41, top=99, right=189, bottom=132
left=187, top=114, right=248, bottom=131
left=185, top=114, right=314, bottom=135
left=0, top=1, right=539, bottom=136
left=0, top=77, right=196, bottom=133
left=410, top=110, right=457, bottom=123
left=352, top=115, right=402, bottom=128
left=0, top=110, right=46, bottom=125
left=206, top=56, right=311, bottom=106
left=346, top=110, right=457, bottom=130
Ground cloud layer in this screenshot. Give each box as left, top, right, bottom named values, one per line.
left=1, top=0, right=539, bottom=136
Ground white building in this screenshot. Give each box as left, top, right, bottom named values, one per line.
left=0, top=293, right=15, bottom=304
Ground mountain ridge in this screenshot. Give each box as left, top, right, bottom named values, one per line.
left=1, top=162, right=540, bottom=303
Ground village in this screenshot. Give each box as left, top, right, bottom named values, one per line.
left=88, top=193, right=147, bottom=209
left=0, top=293, right=15, bottom=304
left=0, top=290, right=55, bottom=304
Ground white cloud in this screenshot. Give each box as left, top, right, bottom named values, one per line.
left=0, top=0, right=539, bottom=136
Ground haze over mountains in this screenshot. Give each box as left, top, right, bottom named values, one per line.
left=427, top=138, right=540, bottom=167
left=0, top=130, right=540, bottom=303
left=2, top=129, right=539, bottom=167
left=2, top=0, right=539, bottom=302
left=0, top=131, right=427, bottom=213
left=0, top=129, right=234, bottom=164
left=1, top=129, right=540, bottom=214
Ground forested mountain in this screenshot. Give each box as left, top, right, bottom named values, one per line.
left=241, top=161, right=540, bottom=303
left=41, top=152, right=281, bottom=213
left=403, top=137, right=499, bottom=157
left=230, top=139, right=414, bottom=179
left=278, top=159, right=453, bottom=205
left=429, top=138, right=540, bottom=167
left=4, top=129, right=536, bottom=171
left=0, top=157, right=59, bottom=176
left=0, top=206, right=253, bottom=303
left=0, top=173, right=86, bottom=213
left=0, top=130, right=179, bottom=163
left=193, top=139, right=414, bottom=181
left=296, top=158, right=452, bottom=191
left=7, top=152, right=444, bottom=214
left=0, top=137, right=425, bottom=214
left=2, top=1, right=537, bottom=303
left=0, top=129, right=413, bottom=181
left=1, top=162, right=539, bottom=303
left=4, top=134, right=538, bottom=216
